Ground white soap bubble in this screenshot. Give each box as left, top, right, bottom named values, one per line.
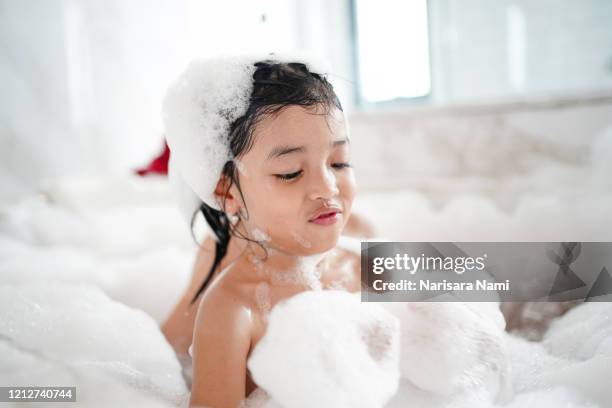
left=291, top=230, right=312, bottom=249
left=251, top=227, right=271, bottom=243
left=0, top=283, right=188, bottom=406
left=293, top=252, right=327, bottom=290
left=326, top=257, right=355, bottom=291
left=247, top=290, right=400, bottom=408
left=381, top=301, right=513, bottom=404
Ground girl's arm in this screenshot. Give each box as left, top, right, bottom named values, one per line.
left=163, top=234, right=247, bottom=356
left=189, top=285, right=253, bottom=408
left=162, top=236, right=217, bottom=356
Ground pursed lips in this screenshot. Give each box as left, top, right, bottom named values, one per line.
left=308, top=207, right=341, bottom=222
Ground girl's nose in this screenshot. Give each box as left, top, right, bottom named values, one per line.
left=308, top=166, right=340, bottom=201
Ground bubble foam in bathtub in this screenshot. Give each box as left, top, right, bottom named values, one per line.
left=381, top=300, right=513, bottom=405
left=0, top=282, right=188, bottom=407
left=247, top=290, right=400, bottom=408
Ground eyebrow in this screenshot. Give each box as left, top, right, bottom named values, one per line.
left=265, top=138, right=349, bottom=161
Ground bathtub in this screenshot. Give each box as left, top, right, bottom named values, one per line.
left=1, top=173, right=611, bottom=407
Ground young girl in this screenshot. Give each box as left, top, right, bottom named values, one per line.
left=162, top=52, right=365, bottom=407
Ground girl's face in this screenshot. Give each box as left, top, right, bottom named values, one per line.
left=223, top=104, right=356, bottom=255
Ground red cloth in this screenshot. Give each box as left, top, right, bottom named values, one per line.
left=134, top=140, right=170, bottom=176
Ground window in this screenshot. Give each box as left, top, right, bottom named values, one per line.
left=351, top=0, right=431, bottom=105
left=352, top=0, right=612, bottom=107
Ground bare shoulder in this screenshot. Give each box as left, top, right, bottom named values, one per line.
left=192, top=276, right=253, bottom=341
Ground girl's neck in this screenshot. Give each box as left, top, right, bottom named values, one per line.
left=251, top=243, right=332, bottom=290
left=240, top=238, right=331, bottom=290
left=229, top=221, right=333, bottom=289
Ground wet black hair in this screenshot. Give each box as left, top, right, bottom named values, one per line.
left=188, top=60, right=344, bottom=306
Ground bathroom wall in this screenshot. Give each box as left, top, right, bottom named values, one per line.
left=349, top=93, right=612, bottom=203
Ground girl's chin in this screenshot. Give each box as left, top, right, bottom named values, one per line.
left=265, top=221, right=344, bottom=255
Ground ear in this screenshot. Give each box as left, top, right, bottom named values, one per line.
left=213, top=175, right=240, bottom=214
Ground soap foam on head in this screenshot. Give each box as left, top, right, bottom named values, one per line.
left=163, top=51, right=333, bottom=218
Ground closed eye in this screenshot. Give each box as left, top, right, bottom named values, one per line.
left=275, top=170, right=303, bottom=181
left=332, top=162, right=352, bottom=169
left=275, top=163, right=351, bottom=182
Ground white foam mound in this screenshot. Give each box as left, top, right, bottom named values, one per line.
left=162, top=50, right=333, bottom=219
left=244, top=292, right=512, bottom=408
left=243, top=291, right=610, bottom=408
left=0, top=283, right=188, bottom=407
left=246, top=290, right=400, bottom=408
left=543, top=302, right=612, bottom=360
left=382, top=301, right=512, bottom=404
left=0, top=179, right=195, bottom=324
